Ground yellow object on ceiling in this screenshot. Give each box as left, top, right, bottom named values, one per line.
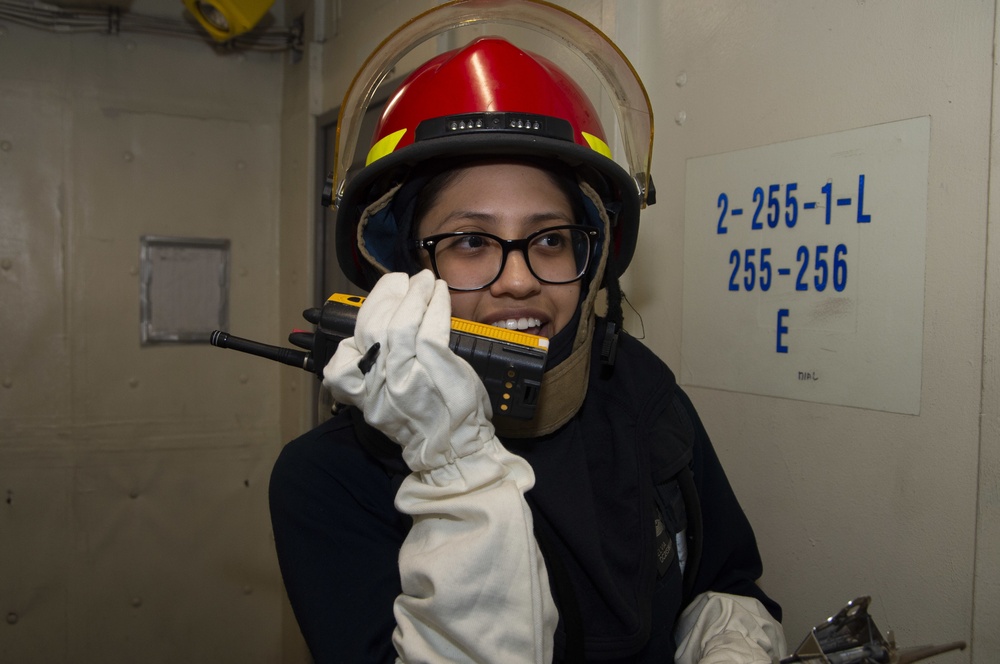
left=182, top=0, right=274, bottom=42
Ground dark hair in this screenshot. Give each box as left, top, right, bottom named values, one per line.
left=410, top=157, right=586, bottom=240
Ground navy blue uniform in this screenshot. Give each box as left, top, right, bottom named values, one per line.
left=270, top=325, right=780, bottom=663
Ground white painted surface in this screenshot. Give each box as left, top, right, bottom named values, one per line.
left=682, top=117, right=929, bottom=414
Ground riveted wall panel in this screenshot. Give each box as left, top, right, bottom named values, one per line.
left=0, top=5, right=285, bottom=661
left=0, top=88, right=72, bottom=442
left=625, top=0, right=991, bottom=657
left=66, top=448, right=280, bottom=663
left=68, top=100, right=281, bottom=438
left=0, top=458, right=74, bottom=663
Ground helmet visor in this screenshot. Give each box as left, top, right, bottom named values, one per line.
left=331, top=0, right=653, bottom=212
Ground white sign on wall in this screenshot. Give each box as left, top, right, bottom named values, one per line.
left=681, top=117, right=930, bottom=414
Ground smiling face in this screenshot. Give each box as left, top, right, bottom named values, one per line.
left=414, top=162, right=583, bottom=338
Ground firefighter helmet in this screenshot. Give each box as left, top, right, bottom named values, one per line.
left=329, top=0, right=654, bottom=292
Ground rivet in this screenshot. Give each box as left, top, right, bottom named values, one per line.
left=0, top=140, right=11, bottom=152
left=5, top=612, right=17, bottom=625
left=128, top=378, right=139, bottom=388
left=242, top=585, right=253, bottom=595
left=2, top=378, right=12, bottom=389
left=676, top=72, right=688, bottom=87
left=123, top=151, right=134, bottom=162
left=239, top=374, right=249, bottom=384
left=129, top=490, right=139, bottom=499
left=128, top=266, right=138, bottom=276
left=1, top=258, right=12, bottom=270
left=130, top=597, right=142, bottom=608
left=675, top=111, right=687, bottom=126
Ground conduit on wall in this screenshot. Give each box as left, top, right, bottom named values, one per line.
left=0, top=0, right=301, bottom=53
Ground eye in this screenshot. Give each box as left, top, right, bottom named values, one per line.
left=458, top=234, right=487, bottom=249
left=532, top=229, right=569, bottom=251
left=436, top=233, right=493, bottom=255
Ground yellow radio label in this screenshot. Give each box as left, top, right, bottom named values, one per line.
left=327, top=293, right=550, bottom=351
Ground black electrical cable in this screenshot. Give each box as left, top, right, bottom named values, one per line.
left=0, top=0, right=299, bottom=53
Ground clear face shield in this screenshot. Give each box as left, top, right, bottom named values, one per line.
left=329, top=0, right=654, bottom=217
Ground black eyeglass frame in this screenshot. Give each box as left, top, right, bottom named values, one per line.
left=414, top=224, right=601, bottom=292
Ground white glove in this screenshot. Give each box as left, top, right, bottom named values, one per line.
left=674, top=591, right=787, bottom=664
left=324, top=270, right=493, bottom=471
left=324, top=271, right=557, bottom=663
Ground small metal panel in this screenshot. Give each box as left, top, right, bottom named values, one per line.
left=139, top=235, right=230, bottom=345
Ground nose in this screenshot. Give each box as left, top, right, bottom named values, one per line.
left=489, top=248, right=541, bottom=298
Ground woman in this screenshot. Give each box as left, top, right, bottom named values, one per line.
left=270, top=3, right=785, bottom=662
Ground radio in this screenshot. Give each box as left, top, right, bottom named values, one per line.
left=210, top=293, right=548, bottom=420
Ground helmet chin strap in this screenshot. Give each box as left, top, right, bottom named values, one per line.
left=599, top=248, right=623, bottom=374
left=493, top=181, right=611, bottom=438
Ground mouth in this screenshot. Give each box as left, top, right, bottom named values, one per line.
left=491, top=316, right=544, bottom=336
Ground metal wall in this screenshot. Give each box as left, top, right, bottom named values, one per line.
left=627, top=1, right=996, bottom=659
left=0, top=4, right=287, bottom=662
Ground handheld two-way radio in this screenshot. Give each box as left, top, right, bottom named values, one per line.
left=210, top=294, right=548, bottom=420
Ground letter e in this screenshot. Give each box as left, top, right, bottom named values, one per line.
left=777, top=309, right=789, bottom=353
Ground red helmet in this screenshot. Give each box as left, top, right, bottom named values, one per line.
left=330, top=0, right=654, bottom=292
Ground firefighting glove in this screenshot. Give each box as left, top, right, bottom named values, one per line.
left=323, top=270, right=557, bottom=663
left=674, top=591, right=787, bottom=664
left=323, top=269, right=492, bottom=469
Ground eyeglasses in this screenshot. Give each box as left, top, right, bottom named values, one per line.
left=415, top=225, right=599, bottom=292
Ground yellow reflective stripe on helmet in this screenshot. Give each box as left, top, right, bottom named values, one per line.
left=581, top=131, right=612, bottom=159
left=366, top=128, right=407, bottom=166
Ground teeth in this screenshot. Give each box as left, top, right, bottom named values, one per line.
left=492, top=317, right=541, bottom=331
